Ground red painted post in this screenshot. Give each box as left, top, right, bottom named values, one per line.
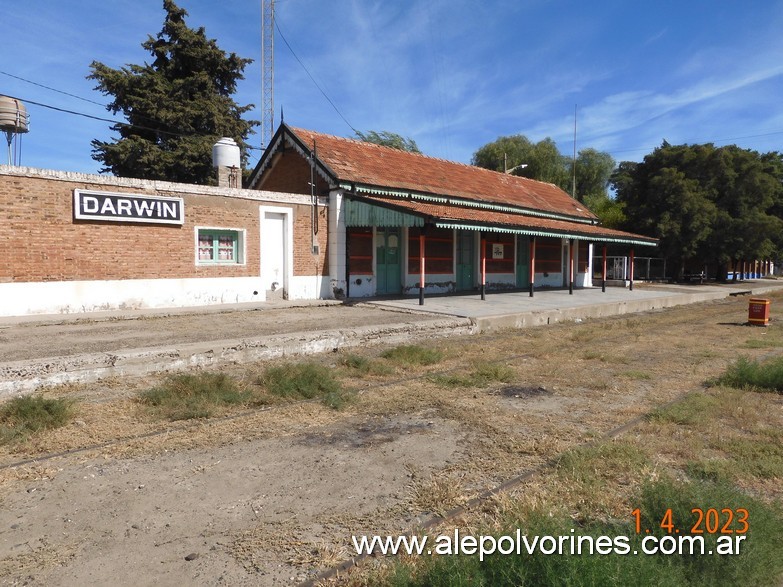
left=481, top=237, right=487, bottom=300
left=419, top=232, right=425, bottom=306
left=629, top=248, right=635, bottom=291
left=602, top=245, right=607, bottom=293
left=569, top=239, right=575, bottom=295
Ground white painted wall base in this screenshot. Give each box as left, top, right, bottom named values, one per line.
left=289, top=275, right=331, bottom=300
left=0, top=277, right=266, bottom=317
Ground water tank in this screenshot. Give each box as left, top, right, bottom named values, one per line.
left=212, top=137, right=240, bottom=169
left=0, top=96, right=29, bottom=133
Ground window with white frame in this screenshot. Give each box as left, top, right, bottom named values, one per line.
left=196, top=228, right=245, bottom=265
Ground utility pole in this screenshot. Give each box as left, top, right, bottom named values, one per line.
left=261, top=0, right=275, bottom=149
left=572, top=104, right=577, bottom=200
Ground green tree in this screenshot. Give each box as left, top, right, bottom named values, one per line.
left=471, top=135, right=615, bottom=202
left=88, top=0, right=257, bottom=184
left=576, top=148, right=616, bottom=201
left=582, top=192, right=626, bottom=229
left=612, top=142, right=783, bottom=280
left=354, top=130, right=421, bottom=153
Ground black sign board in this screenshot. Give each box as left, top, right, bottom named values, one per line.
left=73, top=189, right=184, bottom=225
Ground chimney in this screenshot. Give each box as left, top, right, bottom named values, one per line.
left=212, top=137, right=241, bottom=188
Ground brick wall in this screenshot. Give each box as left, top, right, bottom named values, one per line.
left=0, top=170, right=328, bottom=283
left=255, top=151, right=331, bottom=197
left=292, top=201, right=329, bottom=276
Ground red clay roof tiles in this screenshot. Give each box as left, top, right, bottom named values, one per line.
left=288, top=127, right=597, bottom=221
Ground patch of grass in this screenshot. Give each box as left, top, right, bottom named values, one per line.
left=647, top=393, right=722, bottom=425
left=555, top=441, right=649, bottom=488
left=685, top=459, right=734, bottom=484
left=711, top=356, right=783, bottom=392
left=259, top=362, right=352, bottom=409
left=430, top=362, right=515, bottom=388
left=338, top=353, right=394, bottom=377
left=380, top=345, right=443, bottom=367
left=581, top=350, right=629, bottom=364
left=722, top=438, right=783, bottom=480
left=139, top=372, right=250, bottom=421
left=637, top=478, right=783, bottom=586
left=386, top=478, right=783, bottom=587
left=623, top=370, right=652, bottom=380
left=743, top=324, right=783, bottom=349
left=0, top=395, right=75, bottom=445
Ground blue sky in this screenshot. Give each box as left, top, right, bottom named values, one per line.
left=3, top=0, right=783, bottom=175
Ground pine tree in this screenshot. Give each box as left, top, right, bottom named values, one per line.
left=88, top=0, right=257, bottom=184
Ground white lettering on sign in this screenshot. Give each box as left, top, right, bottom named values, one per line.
left=82, top=196, right=100, bottom=213
left=73, top=190, right=184, bottom=225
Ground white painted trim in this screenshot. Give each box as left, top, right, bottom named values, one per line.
left=259, top=205, right=294, bottom=297
left=194, top=226, right=248, bottom=266
left=0, top=164, right=318, bottom=206
left=0, top=277, right=265, bottom=317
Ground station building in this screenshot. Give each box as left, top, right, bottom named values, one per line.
left=0, top=124, right=656, bottom=317
left=250, top=124, right=657, bottom=300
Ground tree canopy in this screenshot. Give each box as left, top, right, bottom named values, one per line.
left=354, top=130, right=422, bottom=154
left=88, top=0, right=257, bottom=184
left=611, top=142, right=783, bottom=279
left=471, top=134, right=616, bottom=204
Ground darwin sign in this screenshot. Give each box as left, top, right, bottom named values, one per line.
left=73, top=189, right=184, bottom=225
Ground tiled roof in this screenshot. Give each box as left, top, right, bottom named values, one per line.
left=287, top=126, right=597, bottom=222
left=355, top=195, right=658, bottom=245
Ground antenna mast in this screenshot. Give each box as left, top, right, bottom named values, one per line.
left=261, top=0, right=275, bottom=149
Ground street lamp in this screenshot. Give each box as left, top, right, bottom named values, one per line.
left=506, top=163, right=528, bottom=174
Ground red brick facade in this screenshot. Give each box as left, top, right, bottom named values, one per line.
left=0, top=169, right=328, bottom=284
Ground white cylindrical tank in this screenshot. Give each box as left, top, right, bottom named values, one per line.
left=212, top=137, right=241, bottom=169
left=0, top=96, right=30, bottom=133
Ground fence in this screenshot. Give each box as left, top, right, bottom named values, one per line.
left=592, top=256, right=667, bottom=281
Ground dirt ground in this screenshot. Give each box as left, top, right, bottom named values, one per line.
left=1, top=292, right=782, bottom=586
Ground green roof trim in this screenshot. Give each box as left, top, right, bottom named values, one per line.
left=434, top=222, right=658, bottom=247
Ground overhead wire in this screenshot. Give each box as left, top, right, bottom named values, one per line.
left=1, top=91, right=262, bottom=151
left=273, top=16, right=358, bottom=135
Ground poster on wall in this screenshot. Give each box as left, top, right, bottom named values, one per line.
left=492, top=244, right=505, bottom=259
left=73, top=189, right=184, bottom=225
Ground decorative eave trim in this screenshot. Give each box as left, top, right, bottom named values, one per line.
left=341, top=182, right=598, bottom=225
left=435, top=221, right=658, bottom=246
left=248, top=123, right=338, bottom=190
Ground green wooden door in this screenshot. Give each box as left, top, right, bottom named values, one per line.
left=456, top=230, right=474, bottom=291
left=376, top=228, right=401, bottom=295
left=516, top=236, right=529, bottom=288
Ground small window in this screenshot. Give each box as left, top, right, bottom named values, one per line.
left=196, top=228, right=244, bottom=265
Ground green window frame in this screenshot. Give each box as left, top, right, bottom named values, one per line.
left=196, top=228, right=244, bottom=265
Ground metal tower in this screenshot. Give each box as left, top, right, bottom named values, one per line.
left=261, top=0, right=275, bottom=149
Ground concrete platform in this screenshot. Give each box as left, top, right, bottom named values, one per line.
left=368, top=281, right=783, bottom=331
left=2, top=280, right=782, bottom=396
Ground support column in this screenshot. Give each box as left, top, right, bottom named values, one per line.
left=602, top=245, right=607, bottom=293
left=569, top=239, right=575, bottom=295
left=629, top=248, right=635, bottom=291
left=480, top=234, right=487, bottom=301
left=419, top=229, right=426, bottom=306
left=529, top=236, right=536, bottom=297
left=327, top=189, right=347, bottom=299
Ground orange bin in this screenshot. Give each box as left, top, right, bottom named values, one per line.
left=748, top=298, right=770, bottom=326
